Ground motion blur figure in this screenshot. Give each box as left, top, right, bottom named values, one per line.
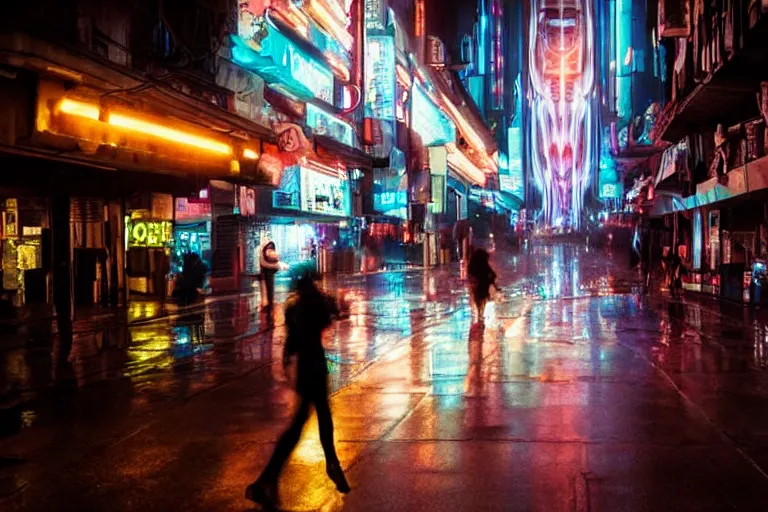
left=172, top=252, right=207, bottom=304
left=467, top=248, right=497, bottom=323
left=259, top=240, right=281, bottom=309
left=246, top=272, right=350, bottom=507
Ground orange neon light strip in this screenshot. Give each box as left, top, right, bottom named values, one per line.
left=307, top=0, right=353, bottom=51
left=57, top=99, right=233, bottom=156
left=108, top=113, right=232, bottom=155
left=396, top=64, right=412, bottom=87
left=439, top=91, right=487, bottom=154
left=58, top=99, right=99, bottom=120
left=446, top=143, right=486, bottom=185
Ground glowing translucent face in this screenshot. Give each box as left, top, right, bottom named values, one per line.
left=528, top=0, right=596, bottom=230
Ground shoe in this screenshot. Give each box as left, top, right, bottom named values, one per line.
left=326, top=462, right=351, bottom=493
left=245, top=480, right=277, bottom=508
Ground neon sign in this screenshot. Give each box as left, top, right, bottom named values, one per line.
left=273, top=165, right=350, bottom=217
left=290, top=49, right=335, bottom=103
left=237, top=1, right=351, bottom=81
left=300, top=167, right=350, bottom=217
left=306, top=103, right=355, bottom=147
left=411, top=83, right=455, bottom=146
left=126, top=220, right=172, bottom=248
left=601, top=183, right=620, bottom=199
left=365, top=35, right=396, bottom=120
left=374, top=191, right=408, bottom=209
left=175, top=198, right=212, bottom=222
left=503, top=120, right=525, bottom=201
left=231, top=25, right=334, bottom=104
left=528, top=0, right=596, bottom=230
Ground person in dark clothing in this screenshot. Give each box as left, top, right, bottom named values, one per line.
left=246, top=272, right=350, bottom=507
left=467, top=248, right=497, bottom=323
left=172, top=253, right=207, bottom=303
left=259, top=240, right=281, bottom=309
left=666, top=247, right=684, bottom=297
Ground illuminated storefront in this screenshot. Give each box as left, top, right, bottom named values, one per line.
left=125, top=208, right=173, bottom=296
left=173, top=196, right=212, bottom=275
left=273, top=164, right=351, bottom=218
left=254, top=160, right=354, bottom=270
left=0, top=198, right=47, bottom=305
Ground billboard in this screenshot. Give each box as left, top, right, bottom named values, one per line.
left=501, top=125, right=525, bottom=201
left=232, top=21, right=334, bottom=104
left=306, top=104, right=356, bottom=147
left=365, top=35, right=396, bottom=120
left=273, top=165, right=350, bottom=217
left=411, top=83, right=455, bottom=146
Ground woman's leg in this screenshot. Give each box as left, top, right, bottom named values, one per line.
left=265, top=271, right=276, bottom=308
left=257, top=396, right=311, bottom=483
left=311, top=380, right=350, bottom=493
left=313, top=390, right=339, bottom=464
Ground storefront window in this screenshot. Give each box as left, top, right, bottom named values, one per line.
left=1, top=198, right=48, bottom=304
left=273, top=165, right=351, bottom=217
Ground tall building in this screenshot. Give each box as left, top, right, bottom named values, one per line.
left=429, top=0, right=524, bottom=237
left=644, top=1, right=768, bottom=302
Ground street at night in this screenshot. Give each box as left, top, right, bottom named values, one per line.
left=3, top=0, right=768, bottom=509
left=3, top=244, right=768, bottom=510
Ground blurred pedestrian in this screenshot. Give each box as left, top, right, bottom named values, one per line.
left=259, top=239, right=281, bottom=309
left=172, top=253, right=207, bottom=304
left=467, top=248, right=497, bottom=323
left=246, top=271, right=350, bottom=507
left=667, top=246, right=684, bottom=297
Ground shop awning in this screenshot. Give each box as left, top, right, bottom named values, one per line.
left=0, top=32, right=275, bottom=143
left=0, top=146, right=200, bottom=197
left=649, top=154, right=768, bottom=217
left=427, top=67, right=497, bottom=156
left=314, top=135, right=384, bottom=169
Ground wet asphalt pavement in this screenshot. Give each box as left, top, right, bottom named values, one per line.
left=3, top=242, right=768, bottom=510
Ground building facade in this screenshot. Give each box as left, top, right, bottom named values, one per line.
left=0, top=0, right=501, bottom=318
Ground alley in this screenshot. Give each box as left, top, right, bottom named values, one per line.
left=3, top=243, right=768, bottom=511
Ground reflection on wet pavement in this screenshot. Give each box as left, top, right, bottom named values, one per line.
left=3, top=243, right=768, bottom=510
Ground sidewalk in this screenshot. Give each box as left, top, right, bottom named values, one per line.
left=4, top=245, right=768, bottom=510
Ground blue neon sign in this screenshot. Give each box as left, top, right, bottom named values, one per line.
left=411, top=83, right=455, bottom=146
left=306, top=104, right=355, bottom=148
left=365, top=35, right=396, bottom=120
left=231, top=25, right=334, bottom=104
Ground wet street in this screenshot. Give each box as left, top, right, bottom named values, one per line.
left=4, top=242, right=768, bottom=511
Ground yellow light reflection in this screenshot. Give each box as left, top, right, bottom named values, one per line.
left=439, top=90, right=497, bottom=172
left=243, top=148, right=258, bottom=159
left=108, top=113, right=232, bottom=155
left=446, top=142, right=486, bottom=185
left=58, top=99, right=99, bottom=120
left=307, top=0, right=353, bottom=51
left=396, top=64, right=412, bottom=87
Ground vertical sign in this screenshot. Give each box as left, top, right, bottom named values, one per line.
left=505, top=125, right=525, bottom=201
left=365, top=36, right=396, bottom=120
